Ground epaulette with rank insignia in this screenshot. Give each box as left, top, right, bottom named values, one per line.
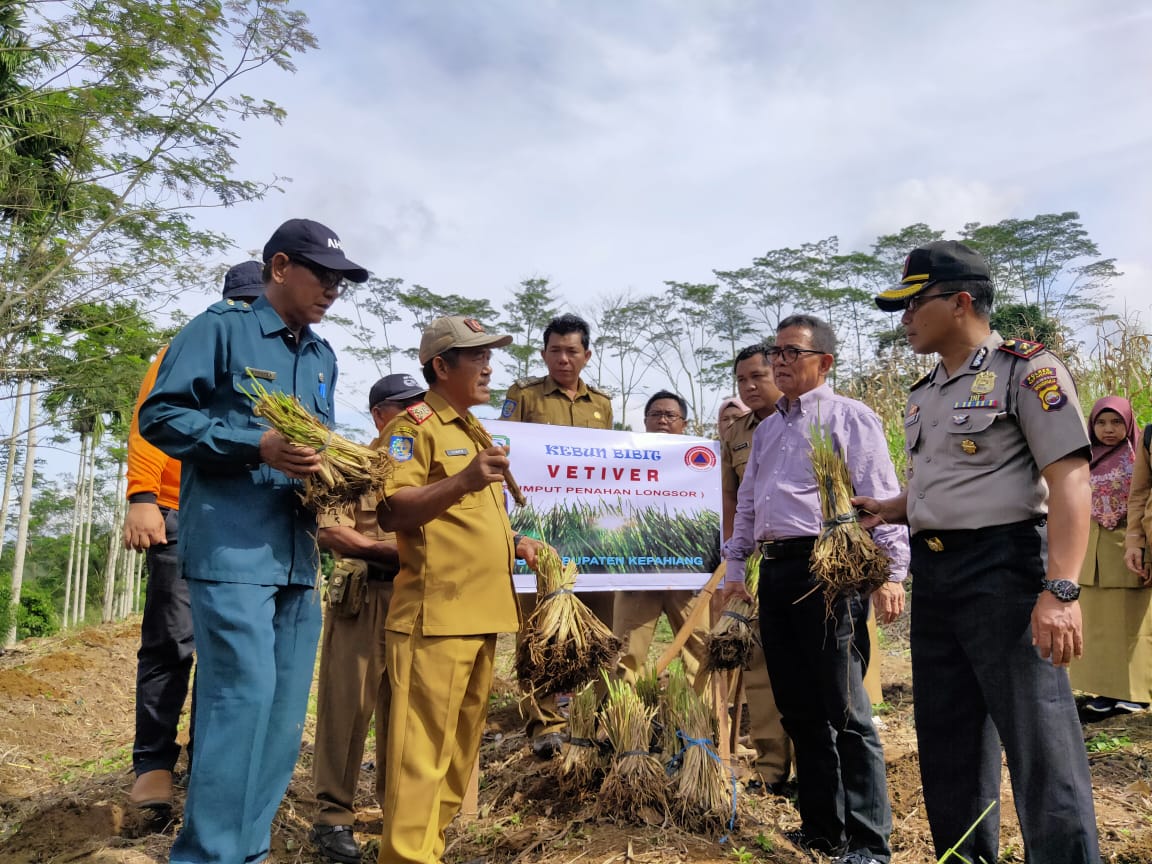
left=910, top=372, right=932, bottom=391
left=207, top=299, right=254, bottom=315
left=587, top=382, right=613, bottom=398
left=515, top=376, right=545, bottom=389
left=998, top=338, right=1044, bottom=359
left=405, top=401, right=434, bottom=424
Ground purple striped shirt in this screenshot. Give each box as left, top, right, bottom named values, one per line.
left=722, top=383, right=909, bottom=585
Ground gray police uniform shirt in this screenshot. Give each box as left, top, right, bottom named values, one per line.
left=904, top=330, right=1090, bottom=535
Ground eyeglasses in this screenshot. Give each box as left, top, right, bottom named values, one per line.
left=645, top=411, right=684, bottom=421
left=290, top=257, right=347, bottom=296
left=904, top=290, right=965, bottom=313
left=766, top=346, right=827, bottom=365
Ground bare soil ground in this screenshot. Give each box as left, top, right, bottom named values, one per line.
left=1, top=620, right=1151, bottom=863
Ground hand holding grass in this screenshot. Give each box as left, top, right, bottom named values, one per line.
left=259, top=429, right=323, bottom=478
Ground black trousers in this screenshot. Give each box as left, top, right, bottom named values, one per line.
left=759, top=555, right=892, bottom=861
left=911, top=520, right=1100, bottom=864
left=133, top=507, right=196, bottom=775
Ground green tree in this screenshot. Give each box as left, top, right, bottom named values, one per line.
left=588, top=290, right=655, bottom=425
left=333, top=276, right=405, bottom=376
left=0, top=0, right=317, bottom=360
left=395, top=284, right=496, bottom=364
left=499, top=277, right=557, bottom=381
left=961, top=212, right=1119, bottom=330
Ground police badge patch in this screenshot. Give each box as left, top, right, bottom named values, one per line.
left=389, top=435, right=414, bottom=461
left=500, top=399, right=517, bottom=418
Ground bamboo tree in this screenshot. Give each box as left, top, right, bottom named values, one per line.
left=60, top=430, right=87, bottom=628
left=0, top=378, right=24, bottom=560
left=5, top=381, right=37, bottom=646
left=101, top=463, right=125, bottom=622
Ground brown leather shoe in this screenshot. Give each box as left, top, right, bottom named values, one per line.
left=129, top=769, right=174, bottom=809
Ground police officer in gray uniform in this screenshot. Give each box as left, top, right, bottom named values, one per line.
left=856, top=241, right=1101, bottom=864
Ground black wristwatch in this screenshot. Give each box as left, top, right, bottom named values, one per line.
left=1041, top=579, right=1081, bottom=602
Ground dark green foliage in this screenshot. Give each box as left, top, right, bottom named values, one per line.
left=16, top=583, right=58, bottom=638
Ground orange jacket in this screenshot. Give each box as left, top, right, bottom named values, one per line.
left=126, top=345, right=181, bottom=510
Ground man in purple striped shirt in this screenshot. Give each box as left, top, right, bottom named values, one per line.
left=723, top=314, right=908, bottom=864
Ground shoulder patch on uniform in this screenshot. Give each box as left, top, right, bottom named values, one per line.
left=406, top=402, right=434, bottom=424
left=389, top=434, right=414, bottom=461
left=500, top=398, right=517, bottom=418
left=1020, top=366, right=1068, bottom=411
left=998, top=338, right=1045, bottom=359
left=910, top=373, right=932, bottom=391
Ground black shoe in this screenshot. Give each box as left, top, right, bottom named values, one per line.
left=783, top=828, right=847, bottom=856
left=746, top=778, right=789, bottom=797
left=310, top=825, right=361, bottom=864
left=531, top=732, right=565, bottom=760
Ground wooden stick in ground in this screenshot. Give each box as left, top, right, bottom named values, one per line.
left=654, top=563, right=728, bottom=677
left=463, top=415, right=526, bottom=506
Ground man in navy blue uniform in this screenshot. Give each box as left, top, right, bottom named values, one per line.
left=140, top=219, right=368, bottom=864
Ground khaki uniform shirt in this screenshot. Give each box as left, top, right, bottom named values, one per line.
left=317, top=434, right=398, bottom=578
left=721, top=410, right=762, bottom=495
left=501, top=375, right=613, bottom=429
left=1125, top=430, right=1151, bottom=554
left=905, top=331, right=1090, bottom=535
left=381, top=390, right=520, bottom=637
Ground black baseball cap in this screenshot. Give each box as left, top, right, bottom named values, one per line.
left=369, top=373, right=427, bottom=408
left=262, top=218, right=370, bottom=283
left=221, top=260, right=264, bottom=300
left=874, top=241, right=991, bottom=312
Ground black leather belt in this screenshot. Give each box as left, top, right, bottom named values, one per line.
left=912, top=517, right=1046, bottom=553
left=758, top=536, right=817, bottom=561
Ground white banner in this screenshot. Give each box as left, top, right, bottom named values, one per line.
left=481, top=420, right=722, bottom=592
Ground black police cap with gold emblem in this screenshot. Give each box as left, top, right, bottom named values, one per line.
left=874, top=240, right=991, bottom=312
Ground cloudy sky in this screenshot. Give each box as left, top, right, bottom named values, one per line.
left=192, top=0, right=1151, bottom=431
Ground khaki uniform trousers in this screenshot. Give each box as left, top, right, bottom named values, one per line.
left=519, top=591, right=614, bottom=736
left=313, top=580, right=392, bottom=826
left=614, top=590, right=706, bottom=683
left=378, top=626, right=495, bottom=864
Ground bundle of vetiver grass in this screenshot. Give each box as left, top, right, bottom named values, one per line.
left=809, top=424, right=890, bottom=608
left=515, top=547, right=621, bottom=697
left=244, top=376, right=391, bottom=515
left=664, top=662, right=733, bottom=832
left=559, top=683, right=606, bottom=792
left=596, top=675, right=668, bottom=825
left=705, top=553, right=762, bottom=671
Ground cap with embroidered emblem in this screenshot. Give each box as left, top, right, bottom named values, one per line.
left=262, top=218, right=369, bottom=283
left=369, top=373, right=427, bottom=408
left=874, top=240, right=991, bottom=312
left=418, top=316, right=512, bottom=364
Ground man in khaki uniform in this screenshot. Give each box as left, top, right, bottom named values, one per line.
left=860, top=241, right=1100, bottom=864
left=720, top=342, right=793, bottom=794
left=309, top=374, right=426, bottom=864
left=376, top=316, right=546, bottom=864
left=613, top=390, right=708, bottom=682
left=501, top=313, right=614, bottom=758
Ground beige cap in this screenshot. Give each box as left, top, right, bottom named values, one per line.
left=418, top=316, right=513, bottom=364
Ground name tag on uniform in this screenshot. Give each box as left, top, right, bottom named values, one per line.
left=245, top=367, right=276, bottom=380
left=445, top=448, right=469, bottom=456
left=732, top=442, right=749, bottom=451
